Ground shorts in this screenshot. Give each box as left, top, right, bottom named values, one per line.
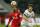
left=11, top=23, right=21, bottom=27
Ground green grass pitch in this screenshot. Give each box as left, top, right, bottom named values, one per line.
left=0, top=24, right=40, bottom=27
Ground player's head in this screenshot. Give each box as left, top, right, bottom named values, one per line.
left=12, top=5, right=17, bottom=11
left=28, top=4, right=33, bottom=12
left=11, top=1, right=17, bottom=11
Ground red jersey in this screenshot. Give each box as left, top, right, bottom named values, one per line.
left=7, top=12, right=22, bottom=25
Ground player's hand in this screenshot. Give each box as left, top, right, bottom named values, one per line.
left=6, top=25, right=8, bottom=27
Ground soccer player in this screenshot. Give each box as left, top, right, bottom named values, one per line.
left=22, top=4, right=38, bottom=27
left=6, top=1, right=22, bottom=27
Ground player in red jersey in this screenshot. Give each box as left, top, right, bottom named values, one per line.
left=6, top=2, right=22, bottom=27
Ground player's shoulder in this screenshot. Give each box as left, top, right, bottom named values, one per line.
left=25, top=9, right=28, bottom=11
left=23, top=9, right=28, bottom=14
left=18, top=12, right=21, bottom=15
left=24, top=9, right=28, bottom=13
left=16, top=11, right=20, bottom=13
left=10, top=12, right=13, bottom=15
left=16, top=12, right=21, bottom=15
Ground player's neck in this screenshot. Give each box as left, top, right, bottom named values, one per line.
left=13, top=10, right=17, bottom=13
left=29, top=11, right=32, bottom=13
left=14, top=11, right=16, bottom=13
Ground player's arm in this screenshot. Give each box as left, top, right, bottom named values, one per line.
left=23, top=14, right=31, bottom=23
left=23, top=10, right=31, bottom=23
left=6, top=14, right=12, bottom=27
left=19, top=13, right=22, bottom=22
left=33, top=12, right=37, bottom=25
left=34, top=17, right=37, bottom=25
left=34, top=17, right=38, bottom=27
left=33, top=13, right=38, bottom=27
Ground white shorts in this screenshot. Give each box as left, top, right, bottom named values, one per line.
left=21, top=19, right=33, bottom=27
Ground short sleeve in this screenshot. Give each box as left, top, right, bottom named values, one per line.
left=23, top=10, right=28, bottom=16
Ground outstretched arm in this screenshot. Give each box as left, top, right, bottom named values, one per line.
left=34, top=17, right=38, bottom=27
left=23, top=15, right=31, bottom=23
left=6, top=14, right=12, bottom=27
left=7, top=14, right=12, bottom=26
left=23, top=10, right=31, bottom=23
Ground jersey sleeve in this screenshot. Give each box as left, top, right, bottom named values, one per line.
left=23, top=10, right=27, bottom=17
left=19, top=13, right=22, bottom=22
left=7, top=13, right=12, bottom=25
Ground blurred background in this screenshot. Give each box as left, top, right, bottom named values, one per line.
left=0, top=0, right=40, bottom=27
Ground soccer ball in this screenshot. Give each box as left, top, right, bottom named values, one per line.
left=11, top=1, right=17, bottom=6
